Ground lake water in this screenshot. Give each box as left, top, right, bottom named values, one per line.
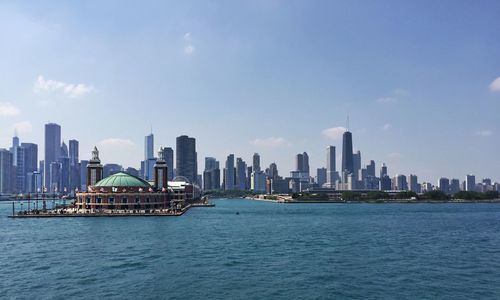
left=1, top=199, right=500, bottom=299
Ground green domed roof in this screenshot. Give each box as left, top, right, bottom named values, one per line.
left=94, top=172, right=151, bottom=188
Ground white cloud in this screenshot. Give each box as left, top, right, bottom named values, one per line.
left=184, top=45, right=195, bottom=55
left=321, top=127, right=347, bottom=140
left=490, top=77, right=500, bottom=92
left=382, top=123, right=391, bottom=131
left=249, top=137, right=286, bottom=147
left=12, top=121, right=32, bottom=134
left=376, top=97, right=398, bottom=104
left=0, top=102, right=21, bottom=116
left=98, top=138, right=135, bottom=147
left=183, top=32, right=195, bottom=55
left=34, top=75, right=95, bottom=98
left=476, top=130, right=493, bottom=137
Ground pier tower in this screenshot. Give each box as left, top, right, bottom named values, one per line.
left=87, top=146, right=103, bottom=187
left=154, top=147, right=168, bottom=190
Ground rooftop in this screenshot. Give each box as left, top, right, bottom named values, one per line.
left=94, top=172, right=152, bottom=188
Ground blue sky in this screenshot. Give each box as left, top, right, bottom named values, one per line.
left=0, top=0, right=499, bottom=183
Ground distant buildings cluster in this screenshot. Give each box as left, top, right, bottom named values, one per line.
left=213, top=129, right=499, bottom=195
left=0, top=124, right=198, bottom=195
left=1, top=123, right=499, bottom=196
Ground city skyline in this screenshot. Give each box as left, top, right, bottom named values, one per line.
left=0, top=1, right=499, bottom=182
left=1, top=120, right=499, bottom=186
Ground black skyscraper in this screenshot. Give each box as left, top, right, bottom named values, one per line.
left=176, top=135, right=197, bottom=184
left=341, top=131, right=354, bottom=175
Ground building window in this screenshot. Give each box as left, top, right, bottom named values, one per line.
left=90, top=170, right=96, bottom=185
left=122, top=197, right=127, bottom=203
left=109, top=197, right=114, bottom=204
left=97, top=197, right=102, bottom=204
left=86, top=197, right=91, bottom=204
left=135, top=197, right=140, bottom=203
left=157, top=171, right=163, bottom=188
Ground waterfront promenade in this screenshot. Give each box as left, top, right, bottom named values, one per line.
left=8, top=202, right=215, bottom=218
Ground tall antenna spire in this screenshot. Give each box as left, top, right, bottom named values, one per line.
left=150, top=124, right=153, bottom=135
left=346, top=114, right=350, bottom=131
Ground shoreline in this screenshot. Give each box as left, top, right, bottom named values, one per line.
left=248, top=197, right=500, bottom=204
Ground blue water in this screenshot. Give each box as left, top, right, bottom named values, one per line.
left=1, top=199, right=500, bottom=299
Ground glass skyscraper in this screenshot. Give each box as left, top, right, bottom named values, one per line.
left=326, top=146, right=336, bottom=187
left=44, top=123, right=61, bottom=189
left=341, top=131, right=354, bottom=177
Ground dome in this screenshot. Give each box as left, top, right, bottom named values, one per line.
left=172, top=176, right=190, bottom=183
left=94, top=172, right=152, bottom=188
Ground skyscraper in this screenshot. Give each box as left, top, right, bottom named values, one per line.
left=176, top=135, right=197, bottom=184
left=69, top=139, right=79, bottom=166
left=49, top=161, right=62, bottom=192
left=379, top=175, right=391, bottom=191
left=316, top=167, right=327, bottom=187
left=341, top=131, right=354, bottom=177
left=439, top=177, right=450, bottom=194
left=205, top=157, right=218, bottom=171
left=12, top=134, right=19, bottom=149
left=203, top=157, right=220, bottom=190
left=21, top=143, right=38, bottom=192
left=395, top=174, right=408, bottom=191
left=380, top=163, right=388, bottom=178
left=466, top=174, right=475, bottom=192
left=143, top=133, right=155, bottom=180
left=408, top=174, right=418, bottom=192
left=44, top=123, right=61, bottom=189
left=268, top=163, right=279, bottom=181
left=251, top=170, right=266, bottom=192
left=61, top=141, right=69, bottom=158
left=145, top=133, right=154, bottom=161
left=295, top=152, right=310, bottom=175
left=68, top=139, right=80, bottom=192
left=296, top=153, right=304, bottom=173
left=162, top=147, right=174, bottom=181
left=326, top=146, right=336, bottom=187
left=60, top=141, right=70, bottom=192
left=450, top=179, right=460, bottom=194
left=0, top=149, right=14, bottom=194
left=224, top=154, right=235, bottom=190
left=61, top=156, right=70, bottom=193
left=353, top=150, right=361, bottom=177
left=366, top=160, right=376, bottom=177
left=80, top=160, right=89, bottom=191
left=12, top=142, right=24, bottom=192
left=253, top=153, right=261, bottom=172
left=303, top=152, right=309, bottom=175
left=246, top=166, right=253, bottom=190
left=236, top=158, right=247, bottom=190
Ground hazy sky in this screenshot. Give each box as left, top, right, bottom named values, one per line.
left=0, top=0, right=499, bottom=183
